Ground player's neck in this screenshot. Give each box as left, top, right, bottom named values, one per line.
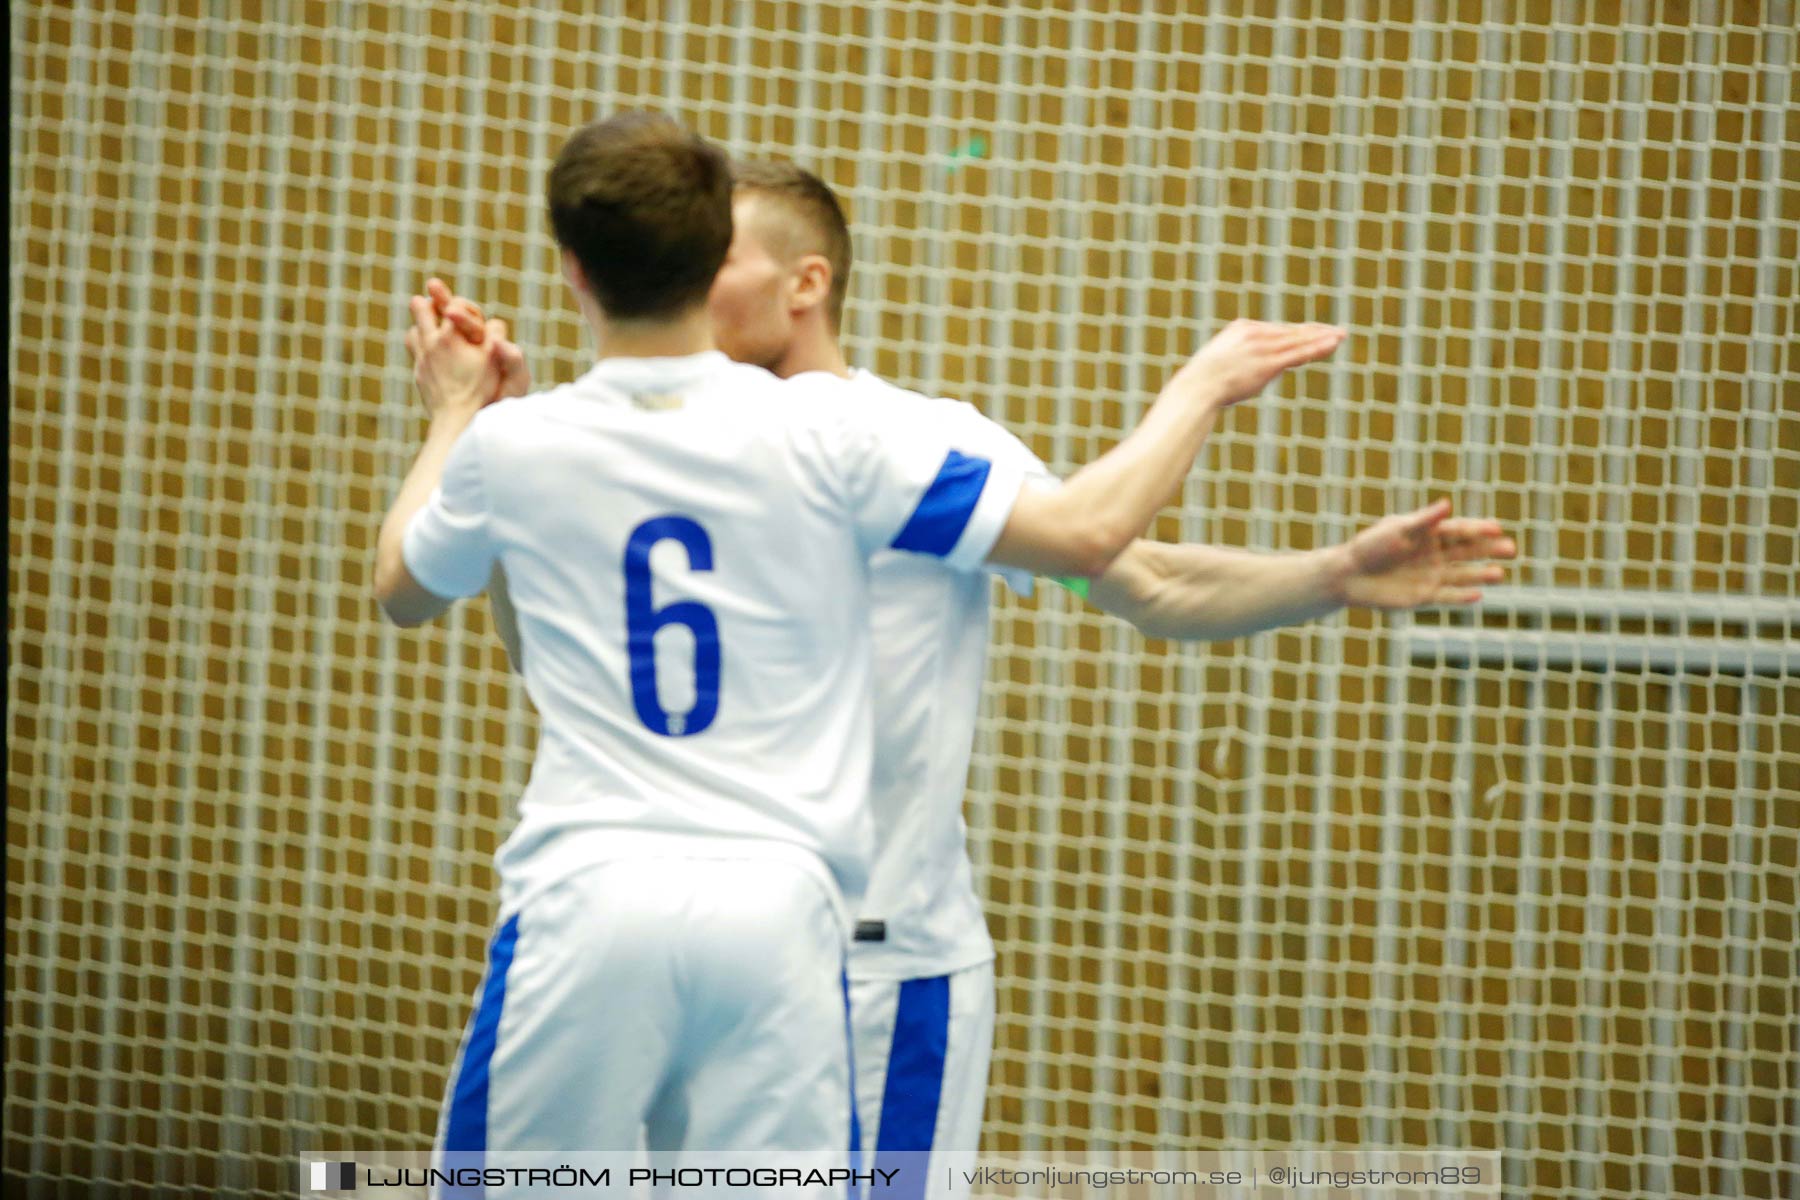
left=772, top=323, right=851, bottom=381
left=589, top=304, right=715, bottom=363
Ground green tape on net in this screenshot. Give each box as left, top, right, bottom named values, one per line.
left=944, top=135, right=989, bottom=172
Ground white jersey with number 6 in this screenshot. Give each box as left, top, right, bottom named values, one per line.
left=401, top=350, right=1026, bottom=920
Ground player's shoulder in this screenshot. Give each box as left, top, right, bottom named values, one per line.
left=689, top=359, right=854, bottom=430
left=841, top=370, right=1046, bottom=470
left=467, top=359, right=857, bottom=461
left=444, top=391, right=561, bottom=467
left=792, top=369, right=976, bottom=436
left=462, top=373, right=592, bottom=433
left=841, top=370, right=958, bottom=414
left=472, top=357, right=778, bottom=428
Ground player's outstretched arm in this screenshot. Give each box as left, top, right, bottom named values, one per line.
left=985, top=321, right=1344, bottom=578
left=1088, top=500, right=1518, bottom=641
left=374, top=288, right=518, bottom=626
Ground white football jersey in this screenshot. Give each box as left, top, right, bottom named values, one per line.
left=402, top=352, right=1026, bottom=924
left=805, top=370, right=1058, bottom=980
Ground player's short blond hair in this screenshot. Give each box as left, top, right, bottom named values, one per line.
left=732, top=159, right=852, bottom=331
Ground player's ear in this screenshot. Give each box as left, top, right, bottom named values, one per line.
left=791, top=254, right=832, bottom=318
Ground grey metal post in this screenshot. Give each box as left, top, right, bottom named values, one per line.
left=917, top=20, right=957, bottom=395
left=1369, top=0, right=1441, bottom=1147
left=663, top=0, right=689, bottom=126
left=369, top=2, right=429, bottom=899
left=153, top=11, right=234, bottom=1188
left=223, top=5, right=300, bottom=1190
left=963, top=4, right=1032, bottom=944
left=1028, top=4, right=1096, bottom=1145
left=791, top=3, right=816, bottom=170
left=1502, top=675, right=1547, bottom=1195
left=1298, top=0, right=1374, bottom=1146
left=847, top=8, right=893, bottom=371
left=1160, top=7, right=1234, bottom=1145
left=1434, top=671, right=1478, bottom=1153
left=428, top=0, right=496, bottom=895
left=1644, top=681, right=1691, bottom=1197
left=1527, top=7, right=1580, bottom=586
left=290, top=4, right=364, bottom=1160
left=1670, top=10, right=1724, bottom=598
left=1600, top=12, right=1652, bottom=588
left=26, top=5, right=98, bottom=1187
left=1572, top=676, right=1619, bottom=1197
left=501, top=1, right=560, bottom=804
left=99, top=1, right=169, bottom=1182
left=1226, top=0, right=1304, bottom=1148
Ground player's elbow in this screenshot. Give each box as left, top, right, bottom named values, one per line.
left=376, top=594, right=429, bottom=627
left=373, top=554, right=438, bottom=627
left=990, top=492, right=1134, bottom=578
left=1092, top=542, right=1185, bottom=638
left=374, top=582, right=425, bottom=627
left=1056, top=519, right=1135, bottom=581
left=373, top=556, right=405, bottom=621
left=377, top=591, right=446, bottom=628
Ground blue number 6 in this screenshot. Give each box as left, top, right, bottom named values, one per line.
left=623, top=515, right=721, bottom=737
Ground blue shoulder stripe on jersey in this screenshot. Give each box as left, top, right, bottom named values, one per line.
left=442, top=912, right=521, bottom=1196
left=890, top=450, right=993, bottom=557
left=874, top=973, right=951, bottom=1199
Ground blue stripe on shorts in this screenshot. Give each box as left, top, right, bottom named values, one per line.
left=442, top=912, right=522, bottom=1197
left=874, top=974, right=952, bottom=1200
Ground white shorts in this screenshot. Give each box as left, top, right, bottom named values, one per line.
left=435, top=855, right=856, bottom=1184
left=848, top=962, right=995, bottom=1197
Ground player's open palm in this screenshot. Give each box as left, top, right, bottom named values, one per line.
left=1171, top=319, right=1346, bottom=408
left=1340, top=499, right=1518, bottom=610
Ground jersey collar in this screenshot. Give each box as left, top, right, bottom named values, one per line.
left=578, top=350, right=730, bottom=398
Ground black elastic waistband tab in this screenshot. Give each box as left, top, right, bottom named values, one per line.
left=853, top=920, right=886, bottom=943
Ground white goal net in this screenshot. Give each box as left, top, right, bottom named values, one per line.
left=9, top=3, right=1798, bottom=1197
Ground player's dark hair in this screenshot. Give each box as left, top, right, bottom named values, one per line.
left=732, top=159, right=853, bottom=331
left=547, top=111, right=733, bottom=321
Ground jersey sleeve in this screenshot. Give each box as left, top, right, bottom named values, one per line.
left=953, top=405, right=1059, bottom=492
left=826, top=403, right=1027, bottom=572
left=941, top=402, right=1060, bottom=596
left=400, top=417, right=498, bottom=600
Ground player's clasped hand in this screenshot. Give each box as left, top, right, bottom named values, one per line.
left=404, top=277, right=530, bottom=417
left=427, top=277, right=532, bottom=402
